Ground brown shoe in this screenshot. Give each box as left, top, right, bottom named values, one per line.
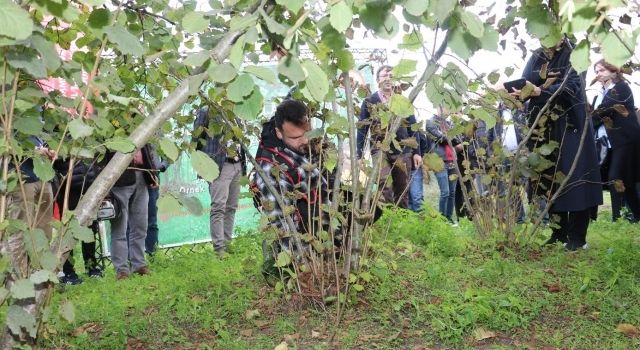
left=116, top=271, right=129, bottom=280
left=134, top=266, right=151, bottom=275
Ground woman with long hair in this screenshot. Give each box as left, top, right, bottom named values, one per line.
left=592, top=59, right=640, bottom=223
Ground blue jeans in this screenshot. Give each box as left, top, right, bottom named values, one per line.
left=145, top=186, right=160, bottom=254
left=435, top=169, right=456, bottom=221
left=408, top=168, right=423, bottom=212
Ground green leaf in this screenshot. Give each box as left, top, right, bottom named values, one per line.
left=566, top=3, right=596, bottom=33
left=33, top=157, right=55, bottom=182
left=399, top=32, right=423, bottom=51
left=104, top=24, right=144, bottom=56
left=175, top=193, right=204, bottom=216
left=525, top=4, right=553, bottom=40
left=158, top=138, right=179, bottom=162
left=601, top=31, right=635, bottom=68
left=157, top=194, right=181, bottom=213
left=422, top=153, right=444, bottom=173
left=39, top=251, right=58, bottom=271
left=59, top=300, right=75, bottom=323
left=183, top=51, right=211, bottom=66
left=447, top=28, right=475, bottom=60
left=10, top=279, right=35, bottom=300
left=570, top=39, right=590, bottom=73
left=470, top=108, right=496, bottom=129
left=106, top=94, right=133, bottom=106
left=6, top=305, right=37, bottom=338
left=335, top=49, right=355, bottom=71
left=244, top=65, right=276, bottom=84
left=23, top=229, right=49, bottom=256
left=404, top=0, right=428, bottom=17
left=353, top=284, right=364, bottom=292
left=233, top=88, right=263, bottom=120
left=31, top=34, right=62, bottom=71
left=275, top=0, right=304, bottom=13
left=429, top=0, right=456, bottom=23
left=392, top=59, right=417, bottom=80
left=227, top=74, right=256, bottom=102
left=70, top=219, right=94, bottom=243
left=389, top=94, right=414, bottom=117
left=79, top=0, right=106, bottom=5
left=68, top=118, right=94, bottom=139
left=275, top=251, right=292, bottom=267
left=88, top=8, right=111, bottom=28
left=208, top=63, right=238, bottom=83
left=13, top=116, right=43, bottom=135
left=278, top=56, right=306, bottom=83
left=0, top=0, right=33, bottom=40
left=330, top=1, right=353, bottom=33
left=301, top=60, right=329, bottom=102
left=229, top=13, right=258, bottom=31
left=479, top=25, right=499, bottom=52
left=6, top=52, right=47, bottom=79
left=229, top=34, right=246, bottom=68
left=30, top=270, right=58, bottom=284
left=104, top=137, right=136, bottom=153
left=191, top=150, right=220, bottom=182
left=262, top=10, right=287, bottom=35
left=182, top=11, right=209, bottom=33
left=460, top=10, right=484, bottom=38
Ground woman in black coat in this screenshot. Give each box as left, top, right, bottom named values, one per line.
left=515, top=38, right=602, bottom=250
left=591, top=59, right=640, bottom=222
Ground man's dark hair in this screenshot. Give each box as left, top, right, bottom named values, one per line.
left=376, top=65, right=393, bottom=80
left=274, top=99, right=308, bottom=129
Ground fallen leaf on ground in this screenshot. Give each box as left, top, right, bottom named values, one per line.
left=473, top=327, right=497, bottom=341
left=284, top=333, right=299, bottom=343
left=240, top=329, right=253, bottom=337
left=274, top=341, right=288, bottom=350
left=125, top=338, right=147, bottom=350
left=616, top=323, right=639, bottom=338
left=245, top=309, right=260, bottom=320
left=72, top=322, right=100, bottom=337
left=544, top=283, right=561, bottom=293
left=311, top=330, right=321, bottom=339
left=254, top=320, right=271, bottom=329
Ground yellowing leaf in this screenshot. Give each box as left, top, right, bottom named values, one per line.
left=613, top=104, right=629, bottom=117
left=274, top=341, right=289, bottom=350
left=616, top=323, right=639, bottom=338
left=473, top=327, right=496, bottom=341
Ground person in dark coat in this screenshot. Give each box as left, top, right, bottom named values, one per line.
left=591, top=59, right=640, bottom=222
left=54, top=159, right=104, bottom=283
left=356, top=65, right=422, bottom=209
left=514, top=38, right=602, bottom=250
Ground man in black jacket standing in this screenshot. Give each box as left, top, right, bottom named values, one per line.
left=356, top=65, right=422, bottom=209
left=193, top=107, right=246, bottom=256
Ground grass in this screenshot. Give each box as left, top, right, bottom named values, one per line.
left=37, top=202, right=640, bottom=349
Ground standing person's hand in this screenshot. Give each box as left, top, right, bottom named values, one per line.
left=37, top=147, right=57, bottom=161
left=510, top=81, right=542, bottom=99
left=413, top=154, right=422, bottom=169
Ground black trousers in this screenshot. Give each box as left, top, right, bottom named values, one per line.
left=549, top=209, right=591, bottom=248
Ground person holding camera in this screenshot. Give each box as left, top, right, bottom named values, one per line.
left=511, top=37, right=602, bottom=250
